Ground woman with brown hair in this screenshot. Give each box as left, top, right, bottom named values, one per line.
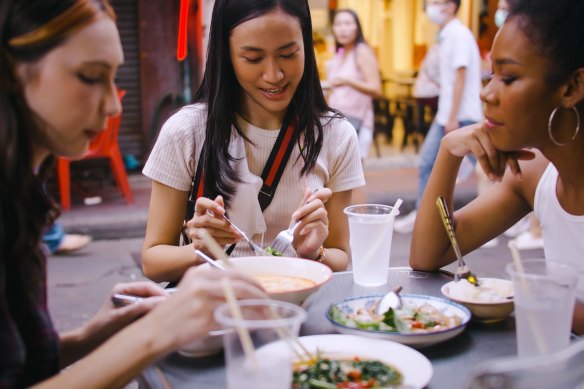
left=0, top=1, right=265, bottom=387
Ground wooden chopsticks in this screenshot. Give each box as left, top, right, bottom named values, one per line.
left=198, top=229, right=315, bottom=363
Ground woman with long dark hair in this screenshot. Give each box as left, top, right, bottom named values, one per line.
left=142, top=0, right=365, bottom=281
left=410, top=0, right=584, bottom=334
left=326, top=8, right=381, bottom=163
left=0, top=1, right=265, bottom=386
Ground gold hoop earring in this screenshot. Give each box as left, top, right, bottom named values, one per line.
left=548, top=106, right=581, bottom=146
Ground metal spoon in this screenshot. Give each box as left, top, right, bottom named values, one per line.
left=221, top=215, right=267, bottom=256
left=436, top=196, right=479, bottom=286
left=376, top=285, right=404, bottom=315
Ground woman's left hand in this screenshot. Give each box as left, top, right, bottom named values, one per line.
left=291, top=188, right=332, bottom=259
left=80, top=282, right=168, bottom=350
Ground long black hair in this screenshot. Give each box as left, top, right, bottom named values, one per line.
left=0, top=0, right=114, bottom=285
left=508, top=0, right=584, bottom=87
left=193, top=0, right=331, bottom=206
left=332, top=9, right=367, bottom=53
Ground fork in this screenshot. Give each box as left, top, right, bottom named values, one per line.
left=270, top=189, right=320, bottom=255
left=436, top=196, right=479, bottom=286
left=270, top=220, right=301, bottom=256
left=221, top=214, right=268, bottom=256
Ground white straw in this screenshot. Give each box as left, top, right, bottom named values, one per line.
left=508, top=241, right=524, bottom=274
left=389, top=198, right=403, bottom=218
left=507, top=241, right=547, bottom=354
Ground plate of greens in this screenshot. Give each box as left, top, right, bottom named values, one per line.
left=257, top=334, right=433, bottom=388
left=326, top=294, right=471, bottom=348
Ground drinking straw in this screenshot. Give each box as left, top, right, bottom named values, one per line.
left=508, top=241, right=525, bottom=275
left=221, top=277, right=260, bottom=371
left=507, top=241, right=547, bottom=354
left=389, top=198, right=403, bottom=219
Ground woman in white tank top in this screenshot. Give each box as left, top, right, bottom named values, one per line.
left=409, top=0, right=584, bottom=335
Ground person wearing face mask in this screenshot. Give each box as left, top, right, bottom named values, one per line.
left=394, top=0, right=483, bottom=234
left=494, top=0, right=509, bottom=28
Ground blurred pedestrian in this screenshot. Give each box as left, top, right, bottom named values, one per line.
left=394, top=0, right=483, bottom=234
left=326, top=8, right=382, bottom=164
left=43, top=222, right=92, bottom=255
left=0, top=1, right=266, bottom=387
left=412, top=43, right=440, bottom=140
left=494, top=0, right=509, bottom=28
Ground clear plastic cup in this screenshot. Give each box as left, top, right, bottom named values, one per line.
left=506, top=259, right=579, bottom=358
left=344, top=204, right=398, bottom=286
left=214, top=299, right=306, bottom=389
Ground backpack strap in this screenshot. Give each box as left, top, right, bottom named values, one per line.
left=258, top=118, right=296, bottom=211
left=182, top=117, right=297, bottom=243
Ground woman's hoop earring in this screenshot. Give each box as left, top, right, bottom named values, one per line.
left=548, top=106, right=581, bottom=146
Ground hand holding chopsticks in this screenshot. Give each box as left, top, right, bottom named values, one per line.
left=198, top=230, right=314, bottom=363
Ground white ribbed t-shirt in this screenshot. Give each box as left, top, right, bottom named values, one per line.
left=143, top=103, right=365, bottom=256
left=534, top=163, right=584, bottom=301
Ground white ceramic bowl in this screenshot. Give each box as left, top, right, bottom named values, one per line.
left=178, top=329, right=225, bottom=358
left=201, top=256, right=333, bottom=305
left=441, top=278, right=514, bottom=323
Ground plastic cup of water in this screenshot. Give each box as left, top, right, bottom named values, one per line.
left=344, top=204, right=398, bottom=287
left=214, top=299, right=306, bottom=389
left=506, top=259, right=579, bottom=358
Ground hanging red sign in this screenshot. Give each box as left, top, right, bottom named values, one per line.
left=177, top=0, right=190, bottom=61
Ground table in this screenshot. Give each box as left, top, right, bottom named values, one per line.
left=138, top=268, right=518, bottom=389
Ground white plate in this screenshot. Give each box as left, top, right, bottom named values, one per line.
left=259, top=334, right=433, bottom=388
left=326, top=294, right=471, bottom=348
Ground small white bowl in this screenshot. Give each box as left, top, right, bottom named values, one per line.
left=441, top=278, right=514, bottom=323
left=178, top=329, right=225, bottom=358
left=200, top=256, right=333, bottom=305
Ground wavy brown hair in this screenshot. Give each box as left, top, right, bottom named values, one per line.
left=0, top=0, right=114, bottom=286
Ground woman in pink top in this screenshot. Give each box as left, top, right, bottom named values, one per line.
left=327, top=9, right=382, bottom=163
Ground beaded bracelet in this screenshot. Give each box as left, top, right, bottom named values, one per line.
left=314, top=245, right=326, bottom=263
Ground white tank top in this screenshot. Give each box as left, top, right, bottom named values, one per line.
left=534, top=163, right=584, bottom=301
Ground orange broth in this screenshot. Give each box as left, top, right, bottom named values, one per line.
left=254, top=274, right=316, bottom=293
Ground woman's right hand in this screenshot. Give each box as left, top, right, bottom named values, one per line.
left=144, top=266, right=268, bottom=351
left=441, top=122, right=535, bottom=182
left=184, top=195, right=240, bottom=250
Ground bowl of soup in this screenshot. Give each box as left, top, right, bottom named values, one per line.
left=201, top=256, right=333, bottom=305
